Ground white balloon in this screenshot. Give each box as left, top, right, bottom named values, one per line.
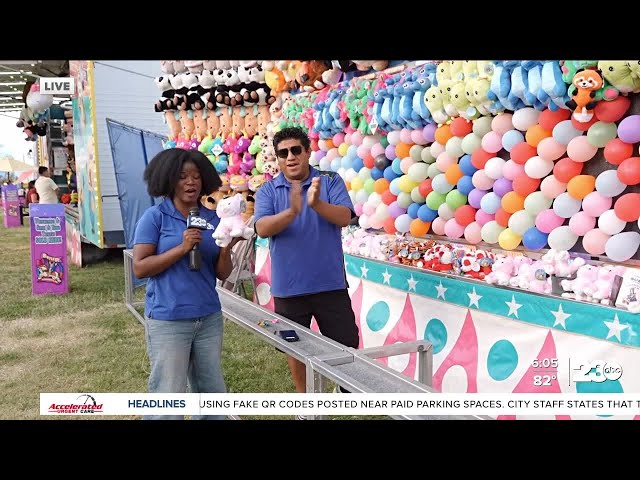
left=512, top=107, right=540, bottom=132
left=552, top=120, right=582, bottom=145
left=358, top=214, right=370, bottom=229
left=548, top=226, right=579, bottom=251
left=438, top=202, right=455, bottom=220
left=598, top=209, right=627, bottom=235
left=524, top=156, right=554, bottom=179
left=432, top=173, right=454, bottom=194
left=484, top=157, right=506, bottom=180
left=524, top=191, right=552, bottom=216
left=553, top=192, right=582, bottom=218
left=605, top=232, right=640, bottom=262
left=445, top=136, right=464, bottom=159
left=480, top=220, right=505, bottom=244
left=472, top=116, right=493, bottom=137
left=508, top=210, right=535, bottom=236
left=595, top=169, right=627, bottom=198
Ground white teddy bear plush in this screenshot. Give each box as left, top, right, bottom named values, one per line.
left=212, top=193, right=254, bottom=247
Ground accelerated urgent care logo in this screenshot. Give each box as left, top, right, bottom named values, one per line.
left=48, top=394, right=104, bottom=414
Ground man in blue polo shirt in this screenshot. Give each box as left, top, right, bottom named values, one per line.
left=254, top=127, right=360, bottom=397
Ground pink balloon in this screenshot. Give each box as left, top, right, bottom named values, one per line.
left=411, top=129, right=428, bottom=145
left=354, top=203, right=363, bottom=216
left=344, top=132, right=353, bottom=145
left=566, top=135, right=598, bottom=162
left=444, top=218, right=465, bottom=238
left=472, top=169, right=495, bottom=190
left=370, top=143, right=385, bottom=158
left=387, top=131, right=401, bottom=145
left=400, top=128, right=413, bottom=145
left=537, top=137, right=567, bottom=161
left=582, top=228, right=610, bottom=255
left=326, top=148, right=339, bottom=161
left=333, top=133, right=345, bottom=146
left=363, top=203, right=376, bottom=216
left=536, top=208, right=565, bottom=233
left=351, top=131, right=363, bottom=146
left=582, top=191, right=613, bottom=217
left=481, top=131, right=503, bottom=153
left=569, top=211, right=596, bottom=236
left=502, top=159, right=525, bottom=181
left=464, top=221, right=482, bottom=244
left=435, top=152, right=457, bottom=172
left=432, top=216, right=446, bottom=235
left=356, top=144, right=370, bottom=159
left=400, top=157, right=416, bottom=174
left=491, top=113, right=514, bottom=135
left=475, top=209, right=495, bottom=226
left=540, top=175, right=568, bottom=199
left=430, top=141, right=445, bottom=158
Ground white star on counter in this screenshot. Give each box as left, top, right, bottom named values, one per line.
left=604, top=314, right=629, bottom=342
left=505, top=295, right=522, bottom=318
left=467, top=287, right=482, bottom=308
left=382, top=269, right=392, bottom=285
left=360, top=264, right=369, bottom=278
left=551, top=305, right=571, bottom=329
left=407, top=275, right=418, bottom=291
left=435, top=282, right=447, bottom=300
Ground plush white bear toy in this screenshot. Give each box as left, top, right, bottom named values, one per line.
left=212, top=193, right=254, bottom=247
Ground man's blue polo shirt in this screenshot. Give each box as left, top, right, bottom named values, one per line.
left=254, top=167, right=354, bottom=298
left=133, top=198, right=222, bottom=320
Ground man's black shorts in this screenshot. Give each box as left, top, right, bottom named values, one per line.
left=274, top=289, right=359, bottom=348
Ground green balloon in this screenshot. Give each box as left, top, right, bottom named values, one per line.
left=364, top=178, right=376, bottom=194
left=426, top=191, right=447, bottom=210
left=587, top=121, right=617, bottom=148
left=380, top=136, right=389, bottom=148
left=446, top=189, right=467, bottom=210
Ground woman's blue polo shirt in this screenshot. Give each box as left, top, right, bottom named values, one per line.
left=133, top=198, right=222, bottom=320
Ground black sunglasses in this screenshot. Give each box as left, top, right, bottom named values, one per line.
left=276, top=145, right=304, bottom=159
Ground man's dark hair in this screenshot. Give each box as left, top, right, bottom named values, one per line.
left=38, top=166, right=48, bottom=175
left=143, top=148, right=222, bottom=198
left=28, top=180, right=35, bottom=188
left=273, top=127, right=311, bottom=151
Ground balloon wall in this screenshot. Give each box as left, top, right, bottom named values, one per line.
left=286, top=60, right=640, bottom=264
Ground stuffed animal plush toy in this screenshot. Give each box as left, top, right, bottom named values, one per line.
left=218, top=107, right=232, bottom=138
left=597, top=60, right=640, bottom=94
left=160, top=60, right=175, bottom=75
left=244, top=106, right=259, bottom=137
left=201, top=189, right=226, bottom=211
left=295, top=60, right=332, bottom=92
left=154, top=76, right=176, bottom=112
left=352, top=60, right=389, bottom=72
left=185, top=61, right=204, bottom=74
left=212, top=193, right=255, bottom=247
left=231, top=107, right=245, bottom=137
left=192, top=110, right=208, bottom=141
left=165, top=111, right=182, bottom=140
left=205, top=109, right=220, bottom=138
left=179, top=110, right=195, bottom=139
left=565, top=69, right=604, bottom=122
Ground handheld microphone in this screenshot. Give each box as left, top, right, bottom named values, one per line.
left=187, top=207, right=207, bottom=271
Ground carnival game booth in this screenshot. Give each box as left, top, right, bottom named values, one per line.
left=251, top=60, right=640, bottom=420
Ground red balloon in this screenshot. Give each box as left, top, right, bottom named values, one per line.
left=512, top=176, right=541, bottom=197
left=383, top=216, right=397, bottom=234
left=418, top=179, right=433, bottom=197
left=553, top=157, right=584, bottom=183
left=362, top=152, right=375, bottom=169
left=604, top=138, right=633, bottom=165
left=381, top=190, right=397, bottom=205
left=471, top=148, right=493, bottom=170
left=495, top=207, right=512, bottom=227
left=571, top=113, right=598, bottom=131
left=538, top=108, right=571, bottom=131
left=614, top=193, right=640, bottom=222
left=617, top=157, right=640, bottom=186
left=595, top=95, right=632, bottom=123
left=510, top=142, right=537, bottom=165
left=454, top=205, right=477, bottom=227
left=450, top=116, right=473, bottom=137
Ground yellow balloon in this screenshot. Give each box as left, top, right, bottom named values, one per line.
left=350, top=177, right=364, bottom=191
left=498, top=228, right=522, bottom=251
left=338, top=142, right=349, bottom=156
left=398, top=175, right=418, bottom=194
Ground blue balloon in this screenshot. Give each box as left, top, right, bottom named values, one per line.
left=480, top=192, right=501, bottom=214
left=352, top=157, right=364, bottom=172
left=407, top=202, right=421, bottom=219
left=522, top=227, right=549, bottom=250
left=384, top=165, right=399, bottom=182
left=391, top=157, right=403, bottom=175
left=330, top=158, right=341, bottom=172
left=341, top=156, right=353, bottom=170
left=458, top=154, right=477, bottom=176
left=502, top=130, right=525, bottom=152
left=389, top=178, right=402, bottom=196
left=417, top=205, right=439, bottom=222
left=457, top=175, right=474, bottom=196
left=370, top=166, right=384, bottom=180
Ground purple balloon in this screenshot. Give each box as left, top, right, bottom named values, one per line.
left=492, top=178, right=513, bottom=198
left=617, top=115, right=640, bottom=144
left=387, top=201, right=407, bottom=219
left=385, top=144, right=397, bottom=160
left=468, top=188, right=487, bottom=209
left=423, top=123, right=437, bottom=144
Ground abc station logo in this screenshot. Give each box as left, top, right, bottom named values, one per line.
left=572, top=360, right=623, bottom=383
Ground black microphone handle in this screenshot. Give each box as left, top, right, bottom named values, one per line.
left=189, top=242, right=201, bottom=271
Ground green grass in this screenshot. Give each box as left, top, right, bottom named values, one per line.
left=0, top=214, right=380, bottom=420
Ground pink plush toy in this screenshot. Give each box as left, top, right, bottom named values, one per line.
left=561, top=264, right=599, bottom=300
left=592, top=264, right=626, bottom=305
left=485, top=256, right=515, bottom=286
left=542, top=249, right=586, bottom=278
left=212, top=193, right=254, bottom=247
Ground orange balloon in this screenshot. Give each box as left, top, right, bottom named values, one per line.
left=501, top=191, right=525, bottom=214
left=381, top=190, right=397, bottom=205
left=617, top=157, right=640, bottom=186
left=384, top=217, right=397, bottom=234
left=345, top=181, right=351, bottom=191
left=566, top=175, right=595, bottom=200
left=410, top=218, right=431, bottom=237
left=363, top=152, right=375, bottom=169
left=553, top=157, right=584, bottom=183
left=512, top=176, right=541, bottom=197
left=471, top=148, right=493, bottom=169
left=374, top=178, right=390, bottom=194
left=525, top=124, right=552, bottom=148
left=395, top=142, right=412, bottom=159
left=434, top=124, right=453, bottom=145
left=495, top=207, right=512, bottom=227
left=450, top=117, right=473, bottom=137
left=324, top=138, right=335, bottom=149
left=445, top=164, right=464, bottom=185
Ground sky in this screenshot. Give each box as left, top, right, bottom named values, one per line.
left=0, top=113, right=35, bottom=165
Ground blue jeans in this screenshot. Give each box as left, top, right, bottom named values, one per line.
left=144, top=311, right=226, bottom=420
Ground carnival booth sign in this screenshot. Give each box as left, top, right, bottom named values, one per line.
left=30, top=204, right=69, bottom=295
left=1, top=184, right=21, bottom=228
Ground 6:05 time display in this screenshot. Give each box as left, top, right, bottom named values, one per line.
left=531, top=358, right=558, bottom=368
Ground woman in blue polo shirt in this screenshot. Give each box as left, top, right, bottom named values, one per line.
left=133, top=148, right=238, bottom=420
